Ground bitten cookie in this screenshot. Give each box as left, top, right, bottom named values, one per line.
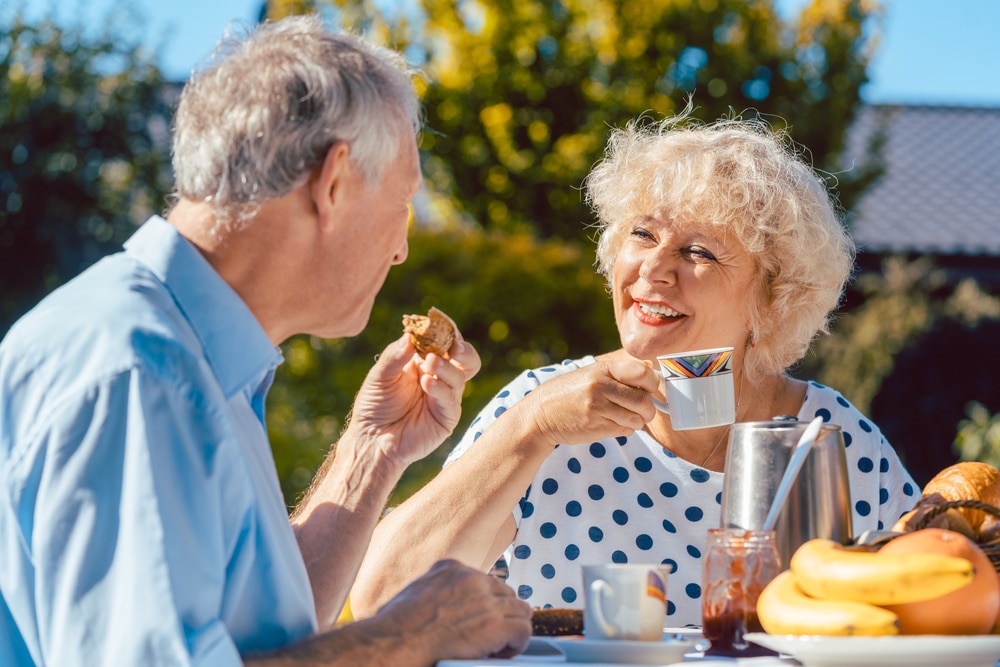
left=402, top=307, right=457, bottom=357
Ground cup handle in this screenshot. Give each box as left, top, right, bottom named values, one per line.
left=649, top=373, right=670, bottom=413
left=589, top=579, right=617, bottom=639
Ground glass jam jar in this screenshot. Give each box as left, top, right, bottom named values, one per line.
left=701, top=528, right=782, bottom=656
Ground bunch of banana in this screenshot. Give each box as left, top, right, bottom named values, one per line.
left=757, top=571, right=900, bottom=636
left=756, top=538, right=974, bottom=636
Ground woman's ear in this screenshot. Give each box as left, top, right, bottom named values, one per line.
left=312, top=141, right=351, bottom=224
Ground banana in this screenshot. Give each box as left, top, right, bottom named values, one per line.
left=757, top=570, right=900, bottom=636
left=790, top=538, right=974, bottom=605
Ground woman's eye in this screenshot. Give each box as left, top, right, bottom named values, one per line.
left=630, top=227, right=655, bottom=241
left=684, top=246, right=717, bottom=261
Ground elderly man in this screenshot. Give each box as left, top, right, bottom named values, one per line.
left=0, top=15, right=530, bottom=667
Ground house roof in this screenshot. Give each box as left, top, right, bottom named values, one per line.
left=842, top=104, right=1000, bottom=257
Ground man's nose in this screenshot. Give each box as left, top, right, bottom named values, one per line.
left=393, top=239, right=409, bottom=265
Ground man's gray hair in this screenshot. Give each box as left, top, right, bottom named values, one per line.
left=171, top=14, right=421, bottom=229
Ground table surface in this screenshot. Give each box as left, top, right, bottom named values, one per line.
left=435, top=657, right=793, bottom=666
left=435, top=636, right=796, bottom=667
left=435, top=635, right=1000, bottom=667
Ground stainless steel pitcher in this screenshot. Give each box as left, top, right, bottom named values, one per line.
left=720, top=418, right=853, bottom=566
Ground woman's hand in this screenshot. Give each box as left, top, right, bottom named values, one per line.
left=345, top=332, right=482, bottom=469
left=519, top=353, right=661, bottom=448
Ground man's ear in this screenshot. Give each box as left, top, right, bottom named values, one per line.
left=312, top=141, right=351, bottom=226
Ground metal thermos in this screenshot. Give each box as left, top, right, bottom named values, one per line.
left=720, top=418, right=853, bottom=566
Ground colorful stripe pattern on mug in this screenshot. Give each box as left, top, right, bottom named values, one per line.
left=646, top=571, right=666, bottom=603
left=658, top=349, right=733, bottom=379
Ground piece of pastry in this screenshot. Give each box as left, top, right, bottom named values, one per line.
left=922, top=462, right=1000, bottom=540
left=402, top=307, right=456, bottom=357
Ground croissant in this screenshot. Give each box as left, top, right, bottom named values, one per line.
left=893, top=462, right=1000, bottom=542
left=922, top=462, right=1000, bottom=541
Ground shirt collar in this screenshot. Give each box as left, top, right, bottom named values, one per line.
left=124, top=216, right=283, bottom=399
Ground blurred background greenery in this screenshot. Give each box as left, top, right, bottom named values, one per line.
left=2, top=0, right=997, bottom=510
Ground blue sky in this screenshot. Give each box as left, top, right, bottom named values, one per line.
left=15, top=0, right=1000, bottom=107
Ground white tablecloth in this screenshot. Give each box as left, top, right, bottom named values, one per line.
left=435, top=658, right=793, bottom=667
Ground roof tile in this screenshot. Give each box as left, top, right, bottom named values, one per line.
left=842, top=104, right=1000, bottom=256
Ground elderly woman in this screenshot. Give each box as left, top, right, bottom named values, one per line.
left=350, top=112, right=918, bottom=626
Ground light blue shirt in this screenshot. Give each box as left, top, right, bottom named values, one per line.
left=0, top=217, right=317, bottom=666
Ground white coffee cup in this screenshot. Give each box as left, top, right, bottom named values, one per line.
left=652, top=347, right=735, bottom=431
left=582, top=564, right=670, bottom=641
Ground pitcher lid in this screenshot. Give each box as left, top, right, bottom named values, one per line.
left=732, top=417, right=843, bottom=432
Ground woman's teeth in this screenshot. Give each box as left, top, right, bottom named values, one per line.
left=639, top=302, right=682, bottom=318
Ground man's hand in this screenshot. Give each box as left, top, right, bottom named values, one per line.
left=345, top=332, right=482, bottom=468
left=289, top=332, right=481, bottom=629
left=246, top=560, right=531, bottom=667
left=375, top=559, right=532, bottom=662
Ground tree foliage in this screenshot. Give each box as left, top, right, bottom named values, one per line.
left=291, top=0, right=883, bottom=240
left=955, top=402, right=1000, bottom=469
left=0, top=6, right=172, bottom=334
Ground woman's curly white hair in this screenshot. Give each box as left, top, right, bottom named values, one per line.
left=586, top=110, right=854, bottom=384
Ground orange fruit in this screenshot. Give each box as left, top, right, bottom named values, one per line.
left=878, top=528, right=999, bottom=635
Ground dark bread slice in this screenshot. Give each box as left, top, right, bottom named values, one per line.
left=531, top=607, right=583, bottom=636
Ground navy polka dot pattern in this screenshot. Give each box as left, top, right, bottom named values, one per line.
left=446, top=357, right=918, bottom=626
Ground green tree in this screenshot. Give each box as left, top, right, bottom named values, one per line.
left=308, top=0, right=883, bottom=240
left=955, top=402, right=1000, bottom=469
left=0, top=7, right=172, bottom=334
left=266, top=0, right=320, bottom=20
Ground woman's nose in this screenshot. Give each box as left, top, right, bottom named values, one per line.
left=639, top=247, right=678, bottom=284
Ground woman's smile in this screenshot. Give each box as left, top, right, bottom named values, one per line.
left=632, top=299, right=686, bottom=326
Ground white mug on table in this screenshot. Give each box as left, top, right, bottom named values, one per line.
left=582, top=564, right=670, bottom=641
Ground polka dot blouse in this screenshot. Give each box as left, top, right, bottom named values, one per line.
left=445, top=356, right=919, bottom=627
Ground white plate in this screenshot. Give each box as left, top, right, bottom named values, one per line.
left=743, top=633, right=1000, bottom=667
left=544, top=637, right=694, bottom=664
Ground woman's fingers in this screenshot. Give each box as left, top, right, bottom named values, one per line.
left=522, top=360, right=660, bottom=444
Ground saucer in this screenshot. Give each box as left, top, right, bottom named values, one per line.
left=544, top=636, right=694, bottom=664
